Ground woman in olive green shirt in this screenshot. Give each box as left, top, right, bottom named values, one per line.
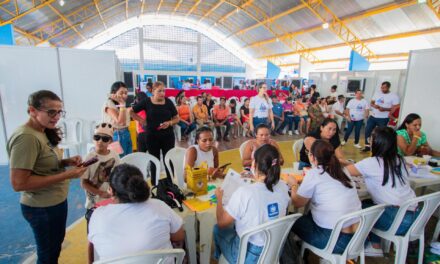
left=7, top=90, right=87, bottom=263
left=396, top=113, right=440, bottom=157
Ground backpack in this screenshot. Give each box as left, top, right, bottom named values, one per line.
left=151, top=178, right=185, bottom=212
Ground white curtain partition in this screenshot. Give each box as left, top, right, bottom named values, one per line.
left=0, top=46, right=117, bottom=165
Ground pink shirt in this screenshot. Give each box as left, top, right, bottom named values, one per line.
left=282, top=102, right=293, bottom=112
left=136, top=110, right=146, bottom=133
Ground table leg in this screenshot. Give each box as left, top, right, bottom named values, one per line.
left=182, top=213, right=197, bottom=264
left=197, top=207, right=217, bottom=264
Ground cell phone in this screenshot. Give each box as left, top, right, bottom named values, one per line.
left=218, top=163, right=232, bottom=170
left=80, top=156, right=99, bottom=167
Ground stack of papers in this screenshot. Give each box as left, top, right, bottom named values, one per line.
left=409, top=165, right=437, bottom=179
left=220, top=169, right=252, bottom=206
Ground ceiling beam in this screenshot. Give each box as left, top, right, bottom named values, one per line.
left=140, top=0, right=145, bottom=14
left=199, top=0, right=224, bottom=22
left=48, top=4, right=86, bottom=41
left=172, top=0, right=183, bottom=15
left=0, top=0, right=57, bottom=27
left=13, top=0, right=18, bottom=15
left=300, top=0, right=375, bottom=60
left=245, top=0, right=417, bottom=49
left=261, top=27, right=440, bottom=60
left=93, top=0, right=107, bottom=29
left=156, top=0, right=164, bottom=13
left=186, top=0, right=202, bottom=17
left=214, top=0, right=254, bottom=25
left=230, top=3, right=305, bottom=37
left=427, top=0, right=440, bottom=20
left=35, top=1, right=125, bottom=45
left=125, top=0, right=128, bottom=19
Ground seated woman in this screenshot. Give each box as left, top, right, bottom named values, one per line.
left=185, top=127, right=223, bottom=179
left=88, top=164, right=185, bottom=263
left=228, top=99, right=242, bottom=139
left=240, top=98, right=251, bottom=137
left=288, top=140, right=361, bottom=254
left=396, top=113, right=440, bottom=156
left=213, top=144, right=290, bottom=263
left=347, top=127, right=419, bottom=254
left=308, top=97, right=325, bottom=132
left=176, top=96, right=196, bottom=141
left=299, top=118, right=349, bottom=170
left=242, top=124, right=284, bottom=168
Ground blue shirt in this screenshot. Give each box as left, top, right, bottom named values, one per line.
left=281, top=86, right=289, bottom=91
left=272, top=103, right=283, bottom=117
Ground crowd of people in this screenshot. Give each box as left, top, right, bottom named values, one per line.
left=6, top=79, right=440, bottom=264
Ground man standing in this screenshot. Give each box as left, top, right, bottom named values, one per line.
left=329, top=85, right=338, bottom=101
left=331, top=95, right=346, bottom=132
left=362, top=81, right=400, bottom=152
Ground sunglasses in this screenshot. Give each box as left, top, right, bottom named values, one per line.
left=38, top=109, right=66, bottom=118
left=93, top=135, right=112, bottom=143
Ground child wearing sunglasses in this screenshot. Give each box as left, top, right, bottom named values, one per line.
left=81, top=122, right=121, bottom=229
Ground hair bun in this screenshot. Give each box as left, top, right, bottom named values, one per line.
left=126, top=176, right=149, bottom=202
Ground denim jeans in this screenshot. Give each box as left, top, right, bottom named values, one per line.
left=344, top=120, right=363, bottom=144
left=362, top=200, right=421, bottom=244
left=178, top=121, right=196, bottom=136
left=364, top=117, right=389, bottom=145
left=298, top=161, right=311, bottom=170
left=21, top=200, right=68, bottom=264
left=252, top=117, right=268, bottom=132
left=279, top=115, right=294, bottom=132
left=292, top=213, right=354, bottom=254
left=213, top=224, right=263, bottom=264
left=113, top=128, right=132, bottom=158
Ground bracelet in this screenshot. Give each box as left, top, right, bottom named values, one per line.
left=413, top=136, right=421, bottom=140
left=290, top=184, right=299, bottom=190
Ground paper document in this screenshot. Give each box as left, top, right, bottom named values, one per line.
left=221, top=169, right=252, bottom=206
left=409, top=165, right=437, bottom=179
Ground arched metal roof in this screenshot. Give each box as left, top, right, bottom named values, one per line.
left=1, top=0, right=440, bottom=69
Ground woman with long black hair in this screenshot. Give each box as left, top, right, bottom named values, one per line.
left=347, top=127, right=418, bottom=255
left=287, top=140, right=361, bottom=254
left=132, top=81, right=179, bottom=184
left=213, top=144, right=290, bottom=263
left=8, top=90, right=87, bottom=263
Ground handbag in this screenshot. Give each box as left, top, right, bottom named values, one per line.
left=151, top=179, right=185, bottom=212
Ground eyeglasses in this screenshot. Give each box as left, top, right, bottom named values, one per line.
left=38, top=109, right=66, bottom=118
left=93, top=135, right=112, bottom=143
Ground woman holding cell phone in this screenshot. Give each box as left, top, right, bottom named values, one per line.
left=132, top=81, right=179, bottom=185
left=7, top=90, right=87, bottom=263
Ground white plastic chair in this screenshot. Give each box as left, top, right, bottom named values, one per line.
left=168, top=96, right=176, bottom=105
left=431, top=207, right=440, bottom=243
left=173, top=125, right=182, bottom=141
left=292, top=139, right=303, bottom=162
left=86, top=119, right=102, bottom=154
left=164, top=147, right=186, bottom=188
left=121, top=152, right=161, bottom=186
left=240, top=96, right=248, bottom=103
left=219, top=214, right=302, bottom=264
left=239, top=140, right=249, bottom=160
left=372, top=192, right=440, bottom=264
left=58, top=118, right=84, bottom=158
left=301, top=204, right=386, bottom=264
left=93, top=248, right=185, bottom=264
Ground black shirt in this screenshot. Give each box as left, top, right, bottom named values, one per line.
left=299, top=128, right=341, bottom=164
left=240, top=105, right=249, bottom=117
left=204, top=99, right=215, bottom=116
left=132, top=97, right=177, bottom=136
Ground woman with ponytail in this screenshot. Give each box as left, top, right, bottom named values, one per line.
left=287, top=140, right=361, bottom=254
left=213, top=144, right=290, bottom=263
left=88, top=164, right=185, bottom=262
left=8, top=90, right=87, bottom=263
left=346, top=127, right=418, bottom=256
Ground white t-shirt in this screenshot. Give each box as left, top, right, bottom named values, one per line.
left=250, top=96, right=273, bottom=118
left=346, top=98, right=369, bottom=121
left=81, top=150, right=120, bottom=209
left=371, top=91, right=400, bottom=118
left=354, top=157, right=416, bottom=210
left=102, top=99, right=131, bottom=129
left=185, top=145, right=214, bottom=168
left=297, top=167, right=361, bottom=229
left=225, top=182, right=290, bottom=246
left=89, top=199, right=183, bottom=262
left=331, top=101, right=345, bottom=116
left=330, top=91, right=338, bottom=98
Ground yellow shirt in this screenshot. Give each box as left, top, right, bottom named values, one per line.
left=193, top=104, right=208, bottom=121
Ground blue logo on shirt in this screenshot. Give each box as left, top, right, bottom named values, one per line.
left=267, top=203, right=279, bottom=219
left=259, top=103, right=267, bottom=112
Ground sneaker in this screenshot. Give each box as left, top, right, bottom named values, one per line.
left=362, top=146, right=371, bottom=152
left=294, top=130, right=299, bottom=135
left=341, top=140, right=346, bottom=146
left=364, top=243, right=384, bottom=257
left=288, top=131, right=293, bottom=136
left=354, top=144, right=362, bottom=149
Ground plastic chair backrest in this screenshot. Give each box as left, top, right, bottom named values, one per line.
left=121, top=152, right=161, bottom=186
left=168, top=96, right=176, bottom=105
left=93, top=248, right=185, bottom=264
left=239, top=140, right=249, bottom=160
left=324, top=204, right=386, bottom=259
left=386, top=191, right=440, bottom=240
left=164, top=147, right=186, bottom=188
left=60, top=118, right=84, bottom=143
left=292, top=139, right=303, bottom=162
left=237, top=213, right=301, bottom=264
